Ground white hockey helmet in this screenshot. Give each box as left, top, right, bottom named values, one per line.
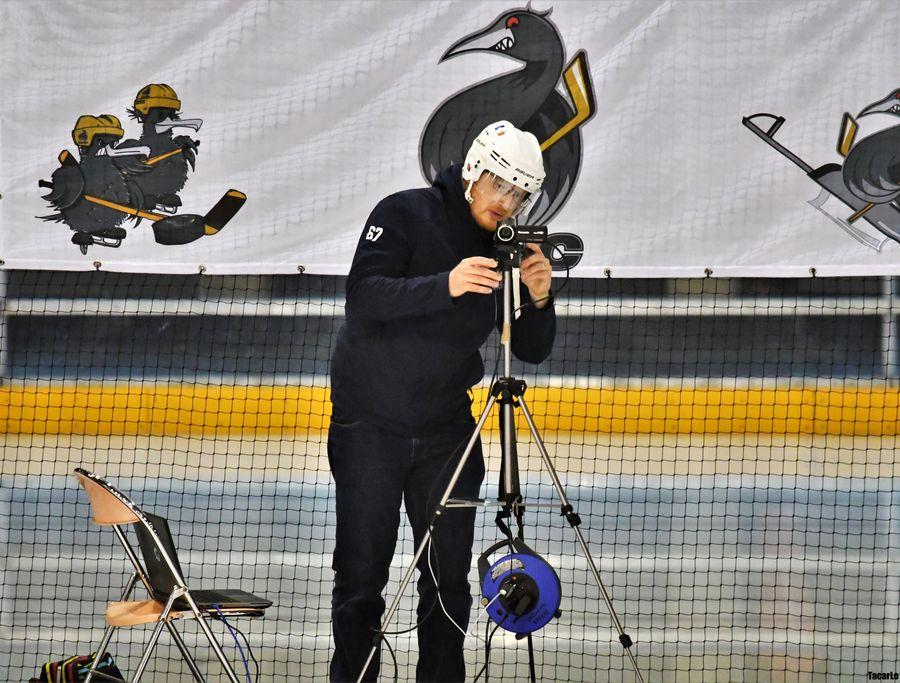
left=462, top=121, right=545, bottom=218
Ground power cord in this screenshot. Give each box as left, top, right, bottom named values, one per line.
left=212, top=605, right=255, bottom=683
left=393, top=241, right=559, bottom=672
left=230, top=619, right=261, bottom=682
left=380, top=633, right=400, bottom=683
left=370, top=419, right=481, bottom=659
left=426, top=534, right=507, bottom=646
left=471, top=612, right=509, bottom=683
left=374, top=410, right=478, bottom=637
left=369, top=276, right=507, bottom=665
left=513, top=241, right=572, bottom=316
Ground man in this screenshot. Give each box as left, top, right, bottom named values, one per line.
left=328, top=121, right=556, bottom=681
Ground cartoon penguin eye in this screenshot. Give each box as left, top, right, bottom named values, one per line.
left=506, top=16, right=519, bottom=28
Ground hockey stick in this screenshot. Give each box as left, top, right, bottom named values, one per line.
left=540, top=50, right=596, bottom=152
left=837, top=112, right=858, bottom=158
left=81, top=191, right=246, bottom=242
left=146, top=144, right=199, bottom=166
left=58, top=148, right=245, bottom=242
left=202, top=190, right=246, bottom=235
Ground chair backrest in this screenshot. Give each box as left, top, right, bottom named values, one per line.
left=134, top=511, right=189, bottom=600
left=73, top=468, right=140, bottom=526
left=74, top=468, right=189, bottom=600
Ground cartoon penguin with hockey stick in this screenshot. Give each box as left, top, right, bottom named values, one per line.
left=38, top=114, right=151, bottom=253
left=118, top=83, right=202, bottom=213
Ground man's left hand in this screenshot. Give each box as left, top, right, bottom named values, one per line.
left=519, top=243, right=552, bottom=309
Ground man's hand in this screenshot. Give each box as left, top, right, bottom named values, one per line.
left=449, top=257, right=501, bottom=297
left=519, top=243, right=552, bottom=308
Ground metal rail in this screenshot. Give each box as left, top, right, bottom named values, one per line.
left=4, top=294, right=899, bottom=317
left=0, top=279, right=896, bottom=380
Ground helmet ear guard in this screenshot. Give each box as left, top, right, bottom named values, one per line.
left=462, top=121, right=545, bottom=218
left=463, top=157, right=483, bottom=204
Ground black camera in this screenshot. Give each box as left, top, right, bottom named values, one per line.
left=494, top=222, right=548, bottom=245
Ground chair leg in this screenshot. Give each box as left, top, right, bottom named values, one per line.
left=179, top=594, right=241, bottom=683
left=195, top=616, right=242, bottom=683
left=130, top=617, right=169, bottom=683
left=129, top=591, right=185, bottom=683
left=86, top=572, right=141, bottom=683
left=165, top=621, right=207, bottom=682
left=84, top=625, right=119, bottom=683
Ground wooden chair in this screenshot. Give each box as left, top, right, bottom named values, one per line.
left=73, top=468, right=261, bottom=683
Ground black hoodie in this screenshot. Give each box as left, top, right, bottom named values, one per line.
left=330, top=164, right=556, bottom=436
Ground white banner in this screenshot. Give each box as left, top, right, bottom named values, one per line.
left=2, top=0, right=900, bottom=277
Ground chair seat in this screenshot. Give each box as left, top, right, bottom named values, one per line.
left=107, top=599, right=185, bottom=627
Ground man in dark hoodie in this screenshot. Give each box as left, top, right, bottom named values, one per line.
left=328, top=121, right=555, bottom=682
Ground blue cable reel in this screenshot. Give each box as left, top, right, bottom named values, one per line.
left=477, top=538, right=562, bottom=634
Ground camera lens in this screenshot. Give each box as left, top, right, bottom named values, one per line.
left=497, top=224, right=516, bottom=242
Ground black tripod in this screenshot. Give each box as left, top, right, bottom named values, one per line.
left=356, top=237, right=644, bottom=683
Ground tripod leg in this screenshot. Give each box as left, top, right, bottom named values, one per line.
left=517, top=397, right=645, bottom=683
left=526, top=632, right=537, bottom=682
left=354, top=394, right=498, bottom=683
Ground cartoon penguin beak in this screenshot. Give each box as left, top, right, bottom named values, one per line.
left=155, top=117, right=203, bottom=134
left=858, top=89, right=900, bottom=118
left=102, top=143, right=151, bottom=158
left=440, top=22, right=516, bottom=62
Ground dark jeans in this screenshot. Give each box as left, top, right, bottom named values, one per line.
left=328, top=416, right=485, bottom=682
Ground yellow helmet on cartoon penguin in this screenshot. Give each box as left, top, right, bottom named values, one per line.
left=71, top=114, right=124, bottom=148
left=133, top=83, right=181, bottom=116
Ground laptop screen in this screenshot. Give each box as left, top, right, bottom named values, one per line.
left=134, top=511, right=187, bottom=600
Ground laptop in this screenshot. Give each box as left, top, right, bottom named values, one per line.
left=135, top=511, right=273, bottom=611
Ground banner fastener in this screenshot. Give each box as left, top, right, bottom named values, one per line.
left=297, top=265, right=306, bottom=274
left=603, top=268, right=612, bottom=278
left=93, top=261, right=102, bottom=271
left=809, top=267, right=817, bottom=278
left=704, top=268, right=713, bottom=278
left=198, top=264, right=207, bottom=275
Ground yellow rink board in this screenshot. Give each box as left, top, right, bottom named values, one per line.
left=0, top=384, right=897, bottom=436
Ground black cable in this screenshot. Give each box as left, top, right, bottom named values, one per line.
left=374, top=533, right=443, bottom=636
left=375, top=385, right=488, bottom=640
left=527, top=631, right=537, bottom=683
left=471, top=614, right=508, bottom=683
left=374, top=280, right=503, bottom=648
left=384, top=244, right=547, bottom=673
left=225, top=617, right=261, bottom=683
left=399, top=289, right=501, bottom=632
left=210, top=606, right=253, bottom=683
left=484, top=616, right=491, bottom=683
left=513, top=242, right=572, bottom=317
left=381, top=632, right=399, bottom=683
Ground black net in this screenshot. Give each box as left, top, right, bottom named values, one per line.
left=1, top=270, right=897, bottom=682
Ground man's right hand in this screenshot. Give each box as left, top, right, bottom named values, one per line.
left=448, top=257, right=501, bottom=297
